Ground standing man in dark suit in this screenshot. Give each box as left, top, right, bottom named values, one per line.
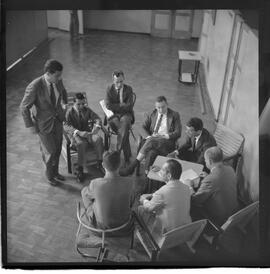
left=120, top=96, right=182, bottom=176
left=64, top=92, right=104, bottom=182
left=20, top=59, right=67, bottom=186
left=187, top=146, right=239, bottom=226
left=105, top=70, right=135, bottom=163
left=168, top=117, right=216, bottom=170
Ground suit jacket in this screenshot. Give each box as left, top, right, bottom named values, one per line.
left=141, top=108, right=182, bottom=142
left=81, top=175, right=135, bottom=230
left=178, top=128, right=216, bottom=165
left=105, top=84, right=135, bottom=123
left=20, top=75, right=67, bottom=134
left=64, top=106, right=101, bottom=140
left=191, top=164, right=239, bottom=226
left=143, top=180, right=191, bottom=237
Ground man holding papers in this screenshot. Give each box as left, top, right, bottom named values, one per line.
left=105, top=70, right=135, bottom=162
left=120, top=96, right=181, bottom=176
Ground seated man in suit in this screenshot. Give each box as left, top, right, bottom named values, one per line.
left=105, top=70, right=135, bottom=163
left=64, top=92, right=104, bottom=182
left=187, top=146, right=239, bottom=226
left=81, top=151, right=134, bottom=235
left=168, top=117, right=216, bottom=171
left=138, top=159, right=191, bottom=244
left=120, top=96, right=181, bottom=176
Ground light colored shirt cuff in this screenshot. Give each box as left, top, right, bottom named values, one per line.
left=143, top=199, right=149, bottom=206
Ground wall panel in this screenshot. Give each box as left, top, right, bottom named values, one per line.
left=6, top=11, right=48, bottom=68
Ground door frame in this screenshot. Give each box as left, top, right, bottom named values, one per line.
left=217, top=11, right=244, bottom=124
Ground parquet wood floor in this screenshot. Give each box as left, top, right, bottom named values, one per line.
left=6, top=29, right=257, bottom=264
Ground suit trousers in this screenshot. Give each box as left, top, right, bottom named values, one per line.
left=139, top=137, right=175, bottom=171
left=74, top=134, right=104, bottom=167
left=108, top=114, right=132, bottom=160
left=38, top=121, right=63, bottom=180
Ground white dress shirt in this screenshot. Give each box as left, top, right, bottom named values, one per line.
left=155, top=112, right=168, bottom=136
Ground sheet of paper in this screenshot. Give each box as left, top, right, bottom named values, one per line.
left=180, top=169, right=199, bottom=182
left=99, top=99, right=114, bottom=118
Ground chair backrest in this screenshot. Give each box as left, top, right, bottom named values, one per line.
left=67, top=92, right=88, bottom=107
left=214, top=123, right=244, bottom=159
left=132, top=92, right=136, bottom=108
left=158, top=219, right=207, bottom=252
left=221, top=201, right=259, bottom=231
left=77, top=202, right=133, bottom=234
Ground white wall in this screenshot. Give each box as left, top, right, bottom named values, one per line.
left=226, top=30, right=258, bottom=201
left=199, top=10, right=234, bottom=118
left=47, top=10, right=84, bottom=34
left=200, top=10, right=259, bottom=202
left=83, top=10, right=152, bottom=33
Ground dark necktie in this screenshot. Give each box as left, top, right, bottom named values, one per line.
left=78, top=110, right=84, bottom=129
left=154, top=114, right=163, bottom=134
left=50, top=83, right=56, bottom=107
left=117, top=89, right=120, bottom=102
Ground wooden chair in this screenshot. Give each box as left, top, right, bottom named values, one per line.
left=61, top=92, right=108, bottom=174
left=133, top=211, right=207, bottom=261
left=214, top=123, right=245, bottom=170
left=76, top=202, right=134, bottom=262
left=205, top=201, right=259, bottom=253
left=99, top=92, right=137, bottom=153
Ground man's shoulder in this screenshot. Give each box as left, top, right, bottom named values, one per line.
left=27, top=76, right=43, bottom=89
left=202, top=128, right=216, bottom=144
left=123, top=84, right=133, bottom=92
left=167, top=108, right=180, bottom=118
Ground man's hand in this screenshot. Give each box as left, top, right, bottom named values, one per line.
left=199, top=171, right=208, bottom=178
left=77, top=131, right=89, bottom=138
left=29, top=126, right=38, bottom=134
left=91, top=125, right=100, bottom=135
left=167, top=150, right=178, bottom=158
left=139, top=194, right=152, bottom=204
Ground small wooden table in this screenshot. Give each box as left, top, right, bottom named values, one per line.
left=178, top=50, right=201, bottom=84
left=146, top=156, right=204, bottom=193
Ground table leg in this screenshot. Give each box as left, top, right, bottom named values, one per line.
left=194, top=61, right=200, bottom=83
left=178, top=59, right=182, bottom=82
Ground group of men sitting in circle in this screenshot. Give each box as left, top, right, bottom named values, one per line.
left=72, top=70, right=239, bottom=243
left=20, top=60, right=239, bottom=245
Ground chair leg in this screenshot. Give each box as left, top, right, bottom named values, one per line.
left=67, top=144, right=72, bottom=174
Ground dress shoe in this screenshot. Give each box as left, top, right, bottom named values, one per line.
left=77, top=170, right=84, bottom=183
left=54, top=173, right=65, bottom=181
left=47, top=178, right=58, bottom=186
left=119, top=160, right=139, bottom=177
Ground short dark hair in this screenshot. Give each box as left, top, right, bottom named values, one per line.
left=156, top=96, right=167, bottom=103
left=74, top=92, right=85, bottom=101
left=187, top=117, right=203, bottom=131
left=102, top=150, right=121, bottom=171
left=112, top=70, right=124, bottom=78
left=165, top=159, right=182, bottom=180
left=205, top=146, right=223, bottom=163
left=44, top=59, right=63, bottom=74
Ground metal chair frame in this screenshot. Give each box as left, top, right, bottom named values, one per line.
left=133, top=211, right=207, bottom=261
left=76, top=202, right=134, bottom=262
